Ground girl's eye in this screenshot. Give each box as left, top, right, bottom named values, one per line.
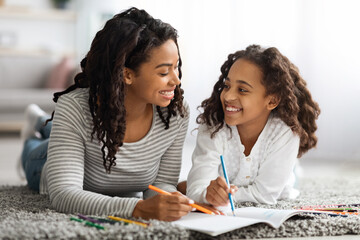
left=238, top=88, right=247, bottom=93
left=222, top=83, right=230, bottom=89
left=160, top=73, right=168, bottom=76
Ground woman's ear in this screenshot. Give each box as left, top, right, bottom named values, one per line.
left=123, top=67, right=134, bottom=85
left=267, top=95, right=280, bottom=110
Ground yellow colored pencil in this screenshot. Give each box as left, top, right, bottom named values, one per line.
left=108, top=216, right=148, bottom=228
left=148, top=184, right=216, bottom=215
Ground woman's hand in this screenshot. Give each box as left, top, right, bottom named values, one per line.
left=132, top=191, right=193, bottom=221
left=205, top=176, right=238, bottom=207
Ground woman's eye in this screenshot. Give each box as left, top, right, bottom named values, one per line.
left=160, top=73, right=168, bottom=76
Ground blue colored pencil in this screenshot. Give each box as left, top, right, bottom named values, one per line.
left=220, top=155, right=235, bottom=216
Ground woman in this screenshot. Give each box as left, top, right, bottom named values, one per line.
left=20, top=7, right=192, bottom=222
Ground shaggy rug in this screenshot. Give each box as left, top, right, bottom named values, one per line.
left=1, top=175, right=360, bottom=239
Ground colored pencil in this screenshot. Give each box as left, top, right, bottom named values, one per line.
left=148, top=185, right=216, bottom=215
left=70, top=217, right=105, bottom=230
left=220, top=155, right=235, bottom=216
left=297, top=203, right=360, bottom=209
left=77, top=214, right=103, bottom=224
left=108, top=216, right=148, bottom=228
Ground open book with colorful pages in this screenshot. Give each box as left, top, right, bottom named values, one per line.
left=173, top=207, right=338, bottom=236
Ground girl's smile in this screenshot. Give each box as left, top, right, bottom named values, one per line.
left=224, top=103, right=243, bottom=114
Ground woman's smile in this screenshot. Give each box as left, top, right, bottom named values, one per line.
left=159, top=89, right=175, bottom=100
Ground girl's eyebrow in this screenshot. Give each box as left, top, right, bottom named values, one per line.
left=225, top=77, right=253, bottom=88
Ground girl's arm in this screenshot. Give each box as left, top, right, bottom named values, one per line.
left=143, top=102, right=190, bottom=199
left=186, top=124, right=224, bottom=203
left=234, top=129, right=300, bottom=204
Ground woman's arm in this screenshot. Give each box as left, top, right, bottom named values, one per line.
left=46, top=93, right=140, bottom=217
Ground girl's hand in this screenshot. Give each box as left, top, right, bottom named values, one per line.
left=132, top=191, right=193, bottom=221
left=206, top=176, right=238, bottom=207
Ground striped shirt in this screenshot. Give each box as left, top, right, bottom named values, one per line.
left=39, top=88, right=189, bottom=217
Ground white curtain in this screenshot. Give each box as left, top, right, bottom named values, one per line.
left=75, top=0, right=360, bottom=176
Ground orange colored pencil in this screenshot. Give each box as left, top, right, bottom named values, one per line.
left=148, top=185, right=215, bottom=215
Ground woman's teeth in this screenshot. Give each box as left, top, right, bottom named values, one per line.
left=159, top=90, right=174, bottom=96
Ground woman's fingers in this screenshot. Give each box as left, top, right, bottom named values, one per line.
left=132, top=193, right=194, bottom=221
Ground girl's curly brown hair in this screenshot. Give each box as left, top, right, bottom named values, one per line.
left=47, top=7, right=186, bottom=173
left=197, top=44, right=320, bottom=157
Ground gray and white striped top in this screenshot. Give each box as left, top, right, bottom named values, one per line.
left=39, top=88, right=189, bottom=217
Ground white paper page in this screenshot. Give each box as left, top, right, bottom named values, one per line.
left=173, top=212, right=264, bottom=236
left=230, top=207, right=300, bottom=228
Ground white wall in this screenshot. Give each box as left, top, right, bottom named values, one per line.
left=3, top=0, right=360, bottom=167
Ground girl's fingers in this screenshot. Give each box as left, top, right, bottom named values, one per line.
left=230, top=184, right=238, bottom=193
left=216, top=176, right=230, bottom=189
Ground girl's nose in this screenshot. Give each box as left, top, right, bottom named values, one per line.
left=223, top=88, right=237, bottom=101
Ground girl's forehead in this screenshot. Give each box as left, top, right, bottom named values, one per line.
left=228, top=59, right=263, bottom=81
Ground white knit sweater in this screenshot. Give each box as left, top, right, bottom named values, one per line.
left=187, top=114, right=300, bottom=205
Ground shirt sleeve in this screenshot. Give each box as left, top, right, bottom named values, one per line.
left=143, top=102, right=190, bottom=199
left=46, top=94, right=140, bottom=217
left=233, top=128, right=300, bottom=204
left=186, top=124, right=224, bottom=203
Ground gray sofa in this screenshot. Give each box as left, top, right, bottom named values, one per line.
left=0, top=53, right=74, bottom=132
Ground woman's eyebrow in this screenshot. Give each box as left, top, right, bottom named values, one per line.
left=225, top=77, right=253, bottom=88
left=155, top=59, right=179, bottom=69
left=155, top=63, right=173, bottom=69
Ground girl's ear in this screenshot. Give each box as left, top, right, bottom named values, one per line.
left=123, top=67, right=134, bottom=85
left=267, top=95, right=280, bottom=110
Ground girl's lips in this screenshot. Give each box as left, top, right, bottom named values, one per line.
left=224, top=104, right=242, bottom=112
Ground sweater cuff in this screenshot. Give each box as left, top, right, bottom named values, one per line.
left=201, top=188, right=209, bottom=204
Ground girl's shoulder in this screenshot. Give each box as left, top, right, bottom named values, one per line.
left=263, top=114, right=299, bottom=145
left=197, top=121, right=232, bottom=140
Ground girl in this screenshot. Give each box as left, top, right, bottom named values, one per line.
left=20, top=7, right=193, bottom=222
left=186, top=45, right=320, bottom=206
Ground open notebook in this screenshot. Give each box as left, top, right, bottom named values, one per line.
left=173, top=207, right=329, bottom=236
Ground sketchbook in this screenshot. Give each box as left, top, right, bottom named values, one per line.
left=173, top=207, right=325, bottom=236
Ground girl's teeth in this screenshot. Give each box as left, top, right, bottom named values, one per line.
left=226, top=106, right=241, bottom=112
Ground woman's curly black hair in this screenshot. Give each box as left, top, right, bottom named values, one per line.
left=197, top=44, right=320, bottom=157
left=47, top=7, right=186, bottom=173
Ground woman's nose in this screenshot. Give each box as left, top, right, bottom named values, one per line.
left=169, top=70, right=181, bottom=86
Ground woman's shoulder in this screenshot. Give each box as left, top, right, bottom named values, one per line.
left=55, top=88, right=90, bottom=117
left=58, top=88, right=89, bottom=103
left=157, top=99, right=190, bottom=122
